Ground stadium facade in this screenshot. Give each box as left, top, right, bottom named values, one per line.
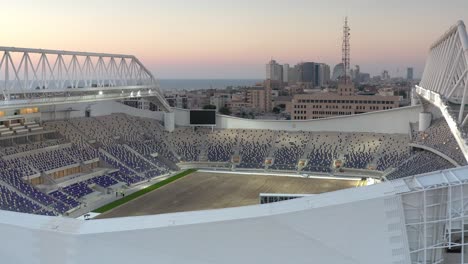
left=0, top=21, right=467, bottom=264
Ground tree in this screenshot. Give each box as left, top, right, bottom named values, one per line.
left=203, top=104, right=216, bottom=110
left=219, top=106, right=231, bottom=115
left=272, top=106, right=281, bottom=114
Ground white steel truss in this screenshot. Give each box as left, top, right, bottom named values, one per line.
left=418, top=20, right=468, bottom=124
left=401, top=167, right=468, bottom=264
left=0, top=46, right=171, bottom=111
left=416, top=21, right=468, bottom=163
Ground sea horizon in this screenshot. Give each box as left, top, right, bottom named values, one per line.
left=157, top=78, right=263, bottom=91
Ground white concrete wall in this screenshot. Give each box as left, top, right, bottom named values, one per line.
left=0, top=181, right=407, bottom=264
left=39, top=100, right=422, bottom=134
left=174, top=105, right=422, bottom=134
left=40, top=100, right=165, bottom=121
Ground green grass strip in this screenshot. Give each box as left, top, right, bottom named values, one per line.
left=93, top=169, right=197, bottom=214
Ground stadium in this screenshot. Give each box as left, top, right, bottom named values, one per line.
left=0, top=21, right=467, bottom=264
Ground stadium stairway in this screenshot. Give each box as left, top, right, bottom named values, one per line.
left=197, top=137, right=209, bottom=162
left=122, top=144, right=172, bottom=170
left=267, top=131, right=281, bottom=157
left=298, top=134, right=316, bottom=171
left=264, top=131, right=281, bottom=170
left=368, top=140, right=387, bottom=168
left=98, top=148, right=141, bottom=177
left=131, top=115, right=181, bottom=160
left=39, top=173, right=58, bottom=189
left=156, top=155, right=179, bottom=171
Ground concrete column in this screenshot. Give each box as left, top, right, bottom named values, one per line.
left=419, top=112, right=432, bottom=132
left=164, top=112, right=175, bottom=132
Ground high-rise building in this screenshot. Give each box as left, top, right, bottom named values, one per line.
left=314, top=63, right=331, bottom=87
left=266, top=60, right=283, bottom=82
left=407, top=67, right=414, bottom=80
left=299, top=62, right=316, bottom=83
left=322, top=64, right=331, bottom=85
left=287, top=62, right=329, bottom=86
left=282, top=64, right=289, bottom=83
left=288, top=65, right=300, bottom=84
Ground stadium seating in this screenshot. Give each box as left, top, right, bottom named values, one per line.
left=62, top=182, right=94, bottom=199
left=108, top=170, right=144, bottom=185
left=105, top=145, right=156, bottom=173
left=376, top=135, right=410, bottom=171
left=205, top=130, right=238, bottom=162
left=64, top=145, right=99, bottom=162
left=412, top=118, right=466, bottom=165
left=0, top=185, right=48, bottom=214
left=237, top=129, right=275, bottom=169
left=96, top=114, right=146, bottom=142
left=21, top=149, right=77, bottom=173
left=43, top=121, right=89, bottom=146
left=128, top=140, right=179, bottom=164
left=0, top=112, right=464, bottom=217
left=69, top=117, right=115, bottom=145
left=301, top=134, right=341, bottom=173
left=0, top=160, right=73, bottom=214
left=0, top=138, right=67, bottom=156
left=238, top=142, right=270, bottom=169
left=90, top=175, right=119, bottom=188
left=385, top=151, right=454, bottom=180
left=166, top=128, right=203, bottom=162
left=269, top=132, right=308, bottom=171
left=49, top=190, right=80, bottom=209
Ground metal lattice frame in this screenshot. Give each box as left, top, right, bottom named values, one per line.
left=419, top=21, right=468, bottom=124
left=0, top=46, right=171, bottom=111
left=401, top=169, right=468, bottom=264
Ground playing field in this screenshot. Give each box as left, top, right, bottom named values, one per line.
left=96, top=171, right=359, bottom=219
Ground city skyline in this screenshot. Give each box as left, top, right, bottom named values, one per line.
left=2, top=0, right=467, bottom=79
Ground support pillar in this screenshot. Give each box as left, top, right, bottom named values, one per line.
left=164, top=112, right=175, bottom=132
left=419, top=112, right=432, bottom=132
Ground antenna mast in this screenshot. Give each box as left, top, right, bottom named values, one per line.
left=342, top=17, right=351, bottom=83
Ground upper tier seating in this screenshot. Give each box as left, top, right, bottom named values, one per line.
left=69, top=117, right=115, bottom=145
left=385, top=151, right=454, bottom=180
left=43, top=121, right=89, bottom=147
left=412, top=118, right=466, bottom=165
left=96, top=114, right=146, bottom=142
left=0, top=138, right=67, bottom=156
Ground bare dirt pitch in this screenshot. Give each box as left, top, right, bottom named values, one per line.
left=96, top=172, right=359, bottom=219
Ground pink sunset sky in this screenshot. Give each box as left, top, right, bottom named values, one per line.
left=2, top=0, right=467, bottom=79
